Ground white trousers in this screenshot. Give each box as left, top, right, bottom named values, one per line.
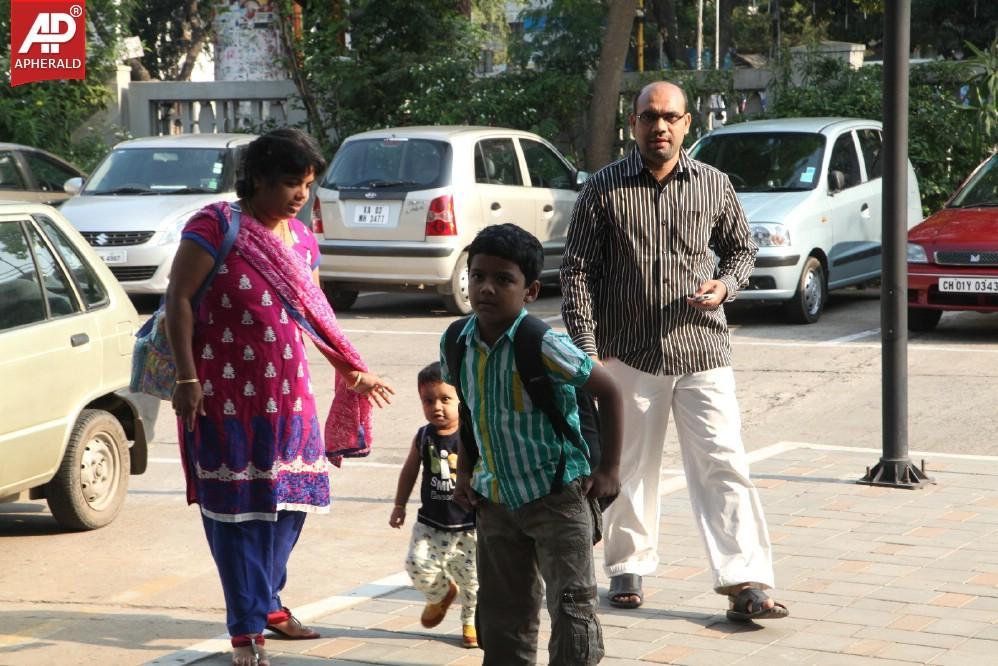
left=602, top=360, right=775, bottom=593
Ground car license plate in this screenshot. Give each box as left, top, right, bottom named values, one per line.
left=938, top=276, right=998, bottom=293
left=95, top=249, right=127, bottom=265
left=354, top=204, right=389, bottom=226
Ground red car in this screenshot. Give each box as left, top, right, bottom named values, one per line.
left=907, top=152, right=998, bottom=331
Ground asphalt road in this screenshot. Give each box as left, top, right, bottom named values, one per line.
left=1, top=287, right=996, bottom=665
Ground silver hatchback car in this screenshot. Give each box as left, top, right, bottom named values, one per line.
left=690, top=118, right=922, bottom=323
left=60, top=133, right=256, bottom=294
left=313, top=126, right=587, bottom=313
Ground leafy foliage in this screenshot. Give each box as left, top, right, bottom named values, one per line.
left=0, top=0, right=130, bottom=170
left=129, top=0, right=213, bottom=81
left=290, top=0, right=602, bottom=165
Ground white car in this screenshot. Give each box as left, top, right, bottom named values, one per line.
left=312, top=126, right=587, bottom=313
left=0, top=202, right=148, bottom=530
left=60, top=133, right=257, bottom=294
left=690, top=118, right=922, bottom=323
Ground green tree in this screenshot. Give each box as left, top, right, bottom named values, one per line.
left=288, top=0, right=484, bottom=147
left=128, top=0, right=214, bottom=81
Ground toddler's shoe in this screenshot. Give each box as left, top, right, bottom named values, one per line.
left=462, top=624, right=478, bottom=649
left=420, top=580, right=458, bottom=628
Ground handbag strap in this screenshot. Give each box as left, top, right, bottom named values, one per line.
left=191, top=203, right=241, bottom=309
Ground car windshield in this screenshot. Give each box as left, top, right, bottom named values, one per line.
left=948, top=154, right=998, bottom=208
left=84, top=148, right=229, bottom=195
left=322, top=138, right=451, bottom=190
left=690, top=132, right=826, bottom=192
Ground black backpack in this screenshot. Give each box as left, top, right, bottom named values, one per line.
left=442, top=314, right=601, bottom=494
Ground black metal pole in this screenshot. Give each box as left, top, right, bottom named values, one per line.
left=858, top=0, right=932, bottom=489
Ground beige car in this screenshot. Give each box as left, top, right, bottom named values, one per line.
left=0, top=202, right=149, bottom=530
left=312, top=126, right=587, bottom=313
left=0, top=143, right=86, bottom=206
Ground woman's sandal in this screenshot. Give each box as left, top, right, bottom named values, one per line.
left=726, top=587, right=790, bottom=623
left=230, top=634, right=268, bottom=666
left=265, top=606, right=320, bottom=640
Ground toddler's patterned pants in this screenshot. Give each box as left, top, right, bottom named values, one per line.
left=405, top=522, right=478, bottom=625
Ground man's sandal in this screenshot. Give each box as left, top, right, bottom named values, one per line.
left=231, top=634, right=267, bottom=666
left=726, top=587, right=790, bottom=623
left=608, top=573, right=643, bottom=609
left=265, top=606, right=320, bottom=639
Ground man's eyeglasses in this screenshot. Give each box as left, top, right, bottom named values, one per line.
left=636, top=111, right=687, bottom=126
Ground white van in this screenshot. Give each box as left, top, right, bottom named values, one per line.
left=690, top=118, right=922, bottom=323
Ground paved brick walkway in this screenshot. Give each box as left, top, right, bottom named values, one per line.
left=167, top=443, right=998, bottom=666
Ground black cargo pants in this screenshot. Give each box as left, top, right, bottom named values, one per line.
left=475, top=478, right=604, bottom=666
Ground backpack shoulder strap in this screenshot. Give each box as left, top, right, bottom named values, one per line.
left=443, top=316, right=471, bottom=401
left=443, top=316, right=478, bottom=464
left=513, top=315, right=588, bottom=457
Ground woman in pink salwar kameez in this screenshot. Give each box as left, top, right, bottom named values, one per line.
left=166, top=129, right=395, bottom=666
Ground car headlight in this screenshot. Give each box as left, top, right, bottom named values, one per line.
left=907, top=243, right=928, bottom=263
left=751, top=223, right=791, bottom=247
left=159, top=211, right=200, bottom=245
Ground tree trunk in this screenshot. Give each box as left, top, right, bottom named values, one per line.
left=177, top=0, right=208, bottom=81
left=650, top=0, right=683, bottom=67
left=585, top=0, right=639, bottom=172
left=718, top=0, right=735, bottom=67
left=275, top=4, right=332, bottom=153
left=177, top=32, right=207, bottom=81
left=129, top=58, right=154, bottom=81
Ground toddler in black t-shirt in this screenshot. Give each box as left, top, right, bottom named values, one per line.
left=389, top=362, right=478, bottom=649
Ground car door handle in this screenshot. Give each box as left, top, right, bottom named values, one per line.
left=543, top=204, right=554, bottom=213
left=71, top=333, right=90, bottom=347
left=860, top=203, right=871, bottom=217
left=490, top=202, right=501, bottom=211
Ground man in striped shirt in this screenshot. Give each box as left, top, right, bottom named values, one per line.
left=560, top=81, right=788, bottom=622
left=442, top=224, right=624, bottom=665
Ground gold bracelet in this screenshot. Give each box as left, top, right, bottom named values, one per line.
left=394, top=504, right=405, bottom=510
left=175, top=378, right=200, bottom=385
left=351, top=372, right=363, bottom=389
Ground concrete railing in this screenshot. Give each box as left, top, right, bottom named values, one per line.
left=124, top=79, right=307, bottom=137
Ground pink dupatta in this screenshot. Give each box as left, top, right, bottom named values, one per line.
left=223, top=203, right=372, bottom=465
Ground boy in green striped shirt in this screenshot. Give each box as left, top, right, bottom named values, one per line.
left=441, top=224, right=623, bottom=666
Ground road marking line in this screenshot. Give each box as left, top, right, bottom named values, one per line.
left=541, top=313, right=562, bottom=323
left=149, top=458, right=404, bottom=468
left=825, top=328, right=881, bottom=344
left=111, top=576, right=185, bottom=604
left=145, top=572, right=410, bottom=666
left=339, top=327, right=998, bottom=354
left=342, top=328, right=440, bottom=336
left=0, top=619, right=65, bottom=649
left=734, top=339, right=998, bottom=353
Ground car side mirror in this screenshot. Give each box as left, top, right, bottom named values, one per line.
left=63, top=177, right=84, bottom=195
left=827, top=170, right=845, bottom=194
left=575, top=170, right=590, bottom=190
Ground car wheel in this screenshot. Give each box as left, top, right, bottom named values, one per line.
left=322, top=284, right=359, bottom=311
left=440, top=251, right=472, bottom=315
left=908, top=307, right=942, bottom=332
left=46, top=409, right=130, bottom=531
left=785, top=256, right=826, bottom=324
